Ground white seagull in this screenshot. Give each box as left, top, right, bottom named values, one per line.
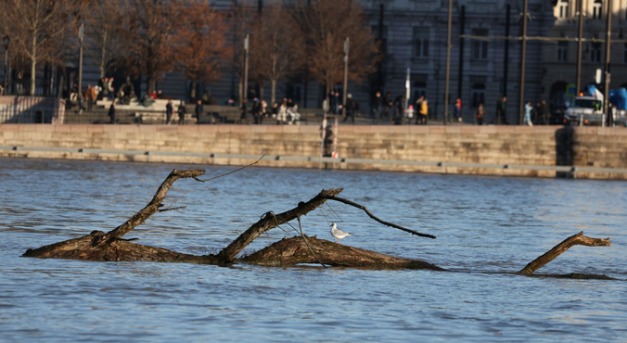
left=330, top=222, right=351, bottom=242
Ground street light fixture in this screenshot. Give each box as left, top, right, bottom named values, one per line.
left=3, top=35, right=9, bottom=95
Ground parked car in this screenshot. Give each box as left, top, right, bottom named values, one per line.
left=563, top=96, right=604, bottom=126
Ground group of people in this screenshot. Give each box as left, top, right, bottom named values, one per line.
left=240, top=97, right=302, bottom=125
left=475, top=96, right=549, bottom=126
left=165, top=99, right=189, bottom=125
left=370, top=91, right=430, bottom=125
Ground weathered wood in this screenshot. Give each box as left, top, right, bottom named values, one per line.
left=22, top=169, right=216, bottom=263
left=518, top=231, right=611, bottom=276
left=240, top=236, right=444, bottom=270
left=100, top=169, right=205, bottom=245
left=23, top=230, right=215, bottom=264
left=216, top=188, right=344, bottom=264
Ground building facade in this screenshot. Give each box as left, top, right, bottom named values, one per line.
left=544, top=0, right=627, bottom=116
left=3, top=0, right=627, bottom=124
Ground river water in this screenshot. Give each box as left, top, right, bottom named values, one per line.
left=1, top=158, right=625, bottom=342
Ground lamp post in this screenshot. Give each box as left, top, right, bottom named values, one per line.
left=3, top=35, right=9, bottom=95
left=444, top=0, right=452, bottom=125
left=602, top=0, right=612, bottom=125
left=518, top=0, right=529, bottom=125
left=243, top=33, right=249, bottom=106
left=78, top=23, right=85, bottom=97
left=342, top=37, right=350, bottom=119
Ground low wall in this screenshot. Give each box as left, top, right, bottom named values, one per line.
left=0, top=124, right=626, bottom=179
left=0, top=96, right=65, bottom=124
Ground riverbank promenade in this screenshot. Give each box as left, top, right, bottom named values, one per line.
left=1, top=121, right=626, bottom=180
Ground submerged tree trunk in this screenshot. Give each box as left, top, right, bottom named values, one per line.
left=518, top=232, right=612, bottom=279
left=22, top=169, right=617, bottom=279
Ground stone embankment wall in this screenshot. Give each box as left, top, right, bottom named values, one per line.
left=0, top=124, right=626, bottom=179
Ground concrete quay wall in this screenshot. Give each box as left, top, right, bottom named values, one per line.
left=1, top=124, right=626, bottom=179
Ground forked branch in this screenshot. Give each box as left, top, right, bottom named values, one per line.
left=518, top=231, right=611, bottom=276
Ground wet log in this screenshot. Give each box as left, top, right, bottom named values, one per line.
left=240, top=235, right=444, bottom=270
left=215, top=188, right=435, bottom=265
left=518, top=231, right=611, bottom=277
left=23, top=169, right=439, bottom=269
left=23, top=169, right=220, bottom=264
left=22, top=230, right=211, bottom=263
left=216, top=188, right=344, bottom=264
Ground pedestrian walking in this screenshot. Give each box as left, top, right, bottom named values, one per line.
left=165, top=100, right=173, bottom=125
left=177, top=101, right=186, bottom=125
left=524, top=101, right=533, bottom=126
left=475, top=102, right=485, bottom=125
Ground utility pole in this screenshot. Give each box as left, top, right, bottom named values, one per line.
left=603, top=0, right=612, bottom=125
left=243, top=34, right=249, bottom=106
left=342, top=37, right=349, bottom=119
left=444, top=0, right=452, bottom=125
left=457, top=5, right=465, bottom=103
left=503, top=4, right=510, bottom=98
left=405, top=68, right=410, bottom=112
left=3, top=36, right=9, bottom=95
left=576, top=0, right=584, bottom=94
left=78, top=23, right=84, bottom=97
left=518, top=0, right=529, bottom=125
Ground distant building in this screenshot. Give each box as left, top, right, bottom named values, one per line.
left=4, top=0, right=627, bottom=124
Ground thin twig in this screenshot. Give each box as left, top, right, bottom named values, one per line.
left=296, top=216, right=328, bottom=268
left=196, top=155, right=265, bottom=182
left=324, top=194, right=436, bottom=239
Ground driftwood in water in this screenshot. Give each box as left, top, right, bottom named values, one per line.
left=240, top=236, right=444, bottom=270
left=23, top=169, right=439, bottom=269
left=518, top=232, right=613, bottom=279
left=22, top=169, right=616, bottom=278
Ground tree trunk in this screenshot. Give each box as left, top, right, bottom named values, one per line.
left=240, top=236, right=444, bottom=270
left=518, top=231, right=611, bottom=276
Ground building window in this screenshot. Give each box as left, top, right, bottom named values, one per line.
left=557, top=41, right=568, bottom=62
left=588, top=42, right=602, bottom=63
left=471, top=83, right=486, bottom=107
left=558, top=0, right=569, bottom=18
left=592, top=0, right=602, bottom=19
left=471, top=28, right=488, bottom=60
left=413, top=27, right=430, bottom=58
left=412, top=80, right=427, bottom=102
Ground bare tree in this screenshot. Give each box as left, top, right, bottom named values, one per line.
left=293, top=0, right=379, bottom=94
left=172, top=2, right=230, bottom=100
left=230, top=3, right=258, bottom=104
left=0, top=0, right=81, bottom=95
left=121, top=0, right=181, bottom=94
left=82, top=0, right=131, bottom=79
left=249, top=3, right=306, bottom=104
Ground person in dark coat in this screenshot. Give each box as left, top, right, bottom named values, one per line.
left=108, top=102, right=116, bottom=124
left=177, top=101, right=186, bottom=125
left=194, top=100, right=203, bottom=124
left=165, top=100, right=173, bottom=125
